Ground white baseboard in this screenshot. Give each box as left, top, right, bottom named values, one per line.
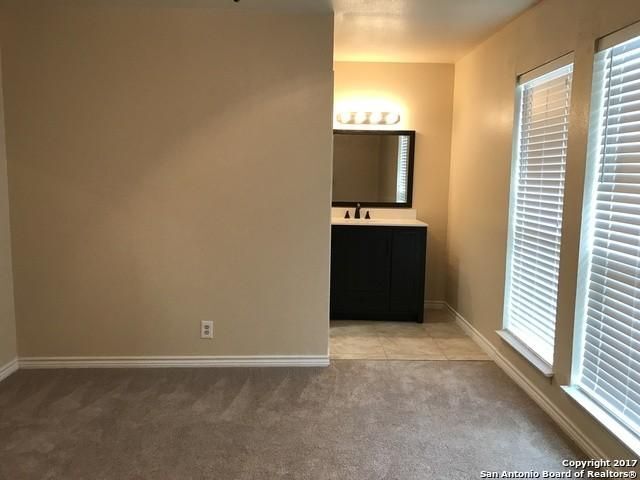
left=18, top=355, right=330, bottom=369
left=445, top=303, right=607, bottom=461
left=0, top=358, right=18, bottom=382
left=3, top=314, right=613, bottom=460
left=424, top=300, right=446, bottom=310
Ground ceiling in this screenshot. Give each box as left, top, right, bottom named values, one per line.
left=219, top=0, right=538, bottom=63
left=333, top=0, right=538, bottom=63
left=80, top=0, right=539, bottom=63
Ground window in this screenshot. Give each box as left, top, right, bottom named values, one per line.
left=502, top=57, right=574, bottom=369
left=396, top=135, right=410, bottom=203
left=567, top=25, right=640, bottom=455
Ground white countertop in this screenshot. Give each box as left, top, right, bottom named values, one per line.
left=331, top=207, right=428, bottom=227
left=331, top=218, right=428, bottom=227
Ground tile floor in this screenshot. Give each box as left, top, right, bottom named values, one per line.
left=330, top=308, right=491, bottom=361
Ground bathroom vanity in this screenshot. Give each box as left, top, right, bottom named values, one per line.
left=330, top=129, right=427, bottom=323
left=330, top=214, right=427, bottom=323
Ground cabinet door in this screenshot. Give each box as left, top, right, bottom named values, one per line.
left=389, top=228, right=426, bottom=320
left=330, top=226, right=391, bottom=317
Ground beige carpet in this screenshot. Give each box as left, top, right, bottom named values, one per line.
left=0, top=361, right=584, bottom=479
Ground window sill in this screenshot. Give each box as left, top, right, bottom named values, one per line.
left=562, top=385, right=640, bottom=457
left=496, top=329, right=554, bottom=378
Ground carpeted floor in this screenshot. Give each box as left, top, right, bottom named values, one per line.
left=0, top=361, right=583, bottom=480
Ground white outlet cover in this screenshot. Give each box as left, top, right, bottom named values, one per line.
left=201, top=321, right=213, bottom=339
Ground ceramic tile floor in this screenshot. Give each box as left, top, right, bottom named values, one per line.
left=330, top=309, right=491, bottom=361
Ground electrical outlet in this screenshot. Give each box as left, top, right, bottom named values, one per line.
left=201, top=320, right=213, bottom=339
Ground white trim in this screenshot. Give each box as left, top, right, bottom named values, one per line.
left=496, top=329, right=554, bottom=378
left=563, top=386, right=640, bottom=457
left=424, top=300, right=446, bottom=310
left=18, top=355, right=330, bottom=369
left=570, top=45, right=606, bottom=386
left=0, top=358, right=18, bottom=382
left=518, top=52, right=574, bottom=83
left=445, top=303, right=608, bottom=460
left=598, top=20, right=640, bottom=51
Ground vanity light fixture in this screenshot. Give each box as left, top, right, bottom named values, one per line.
left=384, top=112, right=400, bottom=125
left=354, top=112, right=367, bottom=124
left=336, top=111, right=401, bottom=125
left=336, top=112, right=353, bottom=124
left=369, top=112, right=383, bottom=124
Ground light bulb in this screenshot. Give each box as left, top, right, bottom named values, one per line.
left=354, top=112, right=367, bottom=124
left=337, top=112, right=352, bottom=124
left=384, top=112, right=400, bottom=125
left=369, top=112, right=383, bottom=124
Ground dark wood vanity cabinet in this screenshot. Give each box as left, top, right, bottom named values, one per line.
left=330, top=225, right=427, bottom=323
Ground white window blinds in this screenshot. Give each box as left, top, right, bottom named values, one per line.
left=396, top=135, right=410, bottom=203
left=503, top=60, right=574, bottom=366
left=574, top=31, right=640, bottom=444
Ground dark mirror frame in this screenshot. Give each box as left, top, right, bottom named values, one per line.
left=332, top=129, right=416, bottom=208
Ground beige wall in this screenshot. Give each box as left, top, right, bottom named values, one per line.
left=0, top=51, right=16, bottom=367
left=0, top=4, right=333, bottom=357
left=334, top=62, right=454, bottom=302
left=447, top=0, right=640, bottom=458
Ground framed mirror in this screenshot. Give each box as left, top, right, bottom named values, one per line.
left=332, top=130, right=415, bottom=208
